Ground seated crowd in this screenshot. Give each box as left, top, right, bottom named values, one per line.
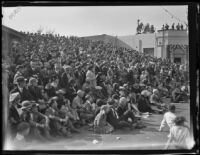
left=3, top=32, right=190, bottom=142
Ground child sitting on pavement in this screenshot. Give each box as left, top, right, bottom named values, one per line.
left=164, top=116, right=193, bottom=149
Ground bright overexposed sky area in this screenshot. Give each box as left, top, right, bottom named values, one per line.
left=2, top=5, right=188, bottom=37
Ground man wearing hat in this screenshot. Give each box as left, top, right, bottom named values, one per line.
left=13, top=65, right=24, bottom=85
left=106, top=99, right=134, bottom=131
left=10, top=76, right=35, bottom=102
left=72, top=90, right=85, bottom=110
left=74, top=63, right=83, bottom=89
left=20, top=100, right=53, bottom=141
left=27, top=77, right=43, bottom=102
left=71, top=90, right=86, bottom=124
left=137, top=90, right=154, bottom=113
left=60, top=64, right=73, bottom=90
left=9, top=92, right=21, bottom=139
left=53, top=63, right=64, bottom=88
left=116, top=97, right=137, bottom=125
left=86, top=65, right=97, bottom=88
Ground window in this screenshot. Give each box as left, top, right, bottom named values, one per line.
left=174, top=57, right=181, bottom=63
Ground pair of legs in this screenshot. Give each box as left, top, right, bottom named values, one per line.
left=120, top=110, right=136, bottom=123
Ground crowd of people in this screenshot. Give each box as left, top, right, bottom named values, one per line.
left=3, top=31, right=190, bottom=148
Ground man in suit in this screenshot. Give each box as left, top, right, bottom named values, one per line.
left=10, top=76, right=35, bottom=102
left=60, top=65, right=72, bottom=90
left=54, top=63, right=64, bottom=89
left=106, top=99, right=133, bottom=130
left=27, top=77, right=44, bottom=103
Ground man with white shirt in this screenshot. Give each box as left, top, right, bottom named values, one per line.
left=159, top=104, right=176, bottom=132
left=10, top=76, right=34, bottom=102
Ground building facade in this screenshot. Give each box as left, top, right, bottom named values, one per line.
left=119, top=30, right=189, bottom=64
left=155, top=30, right=189, bottom=64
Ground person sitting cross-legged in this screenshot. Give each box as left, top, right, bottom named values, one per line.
left=94, top=105, right=114, bottom=134
left=116, top=97, right=136, bottom=124
left=20, top=100, right=53, bottom=142
left=45, top=97, right=72, bottom=138
left=106, top=99, right=134, bottom=131
left=150, top=89, right=167, bottom=114
left=116, top=97, right=145, bottom=129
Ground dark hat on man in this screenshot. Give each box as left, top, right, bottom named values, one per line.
left=96, top=99, right=105, bottom=107
left=107, top=99, right=116, bottom=106
left=29, top=77, right=38, bottom=84
left=16, top=76, right=26, bottom=83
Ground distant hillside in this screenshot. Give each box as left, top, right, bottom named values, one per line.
left=81, top=34, right=133, bottom=50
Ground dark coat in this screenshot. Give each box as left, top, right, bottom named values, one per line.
left=138, top=96, right=153, bottom=113
left=28, top=85, right=43, bottom=102
left=9, top=105, right=21, bottom=138
left=10, top=87, right=35, bottom=102
left=116, top=106, right=126, bottom=118
left=60, top=72, right=69, bottom=89
left=106, top=108, right=119, bottom=128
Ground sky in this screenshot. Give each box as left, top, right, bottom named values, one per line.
left=2, top=5, right=188, bottom=37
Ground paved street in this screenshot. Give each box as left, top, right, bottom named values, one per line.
left=10, top=102, right=191, bottom=150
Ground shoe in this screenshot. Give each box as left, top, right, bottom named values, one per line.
left=135, top=125, right=143, bottom=129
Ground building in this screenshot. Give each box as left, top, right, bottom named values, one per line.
left=2, top=25, right=25, bottom=59
left=119, top=29, right=189, bottom=64
left=155, top=29, right=189, bottom=64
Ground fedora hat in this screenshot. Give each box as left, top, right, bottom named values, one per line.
left=21, top=100, right=38, bottom=110
left=16, top=76, right=26, bottom=84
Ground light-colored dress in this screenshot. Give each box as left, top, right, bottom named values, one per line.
left=94, top=111, right=113, bottom=134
